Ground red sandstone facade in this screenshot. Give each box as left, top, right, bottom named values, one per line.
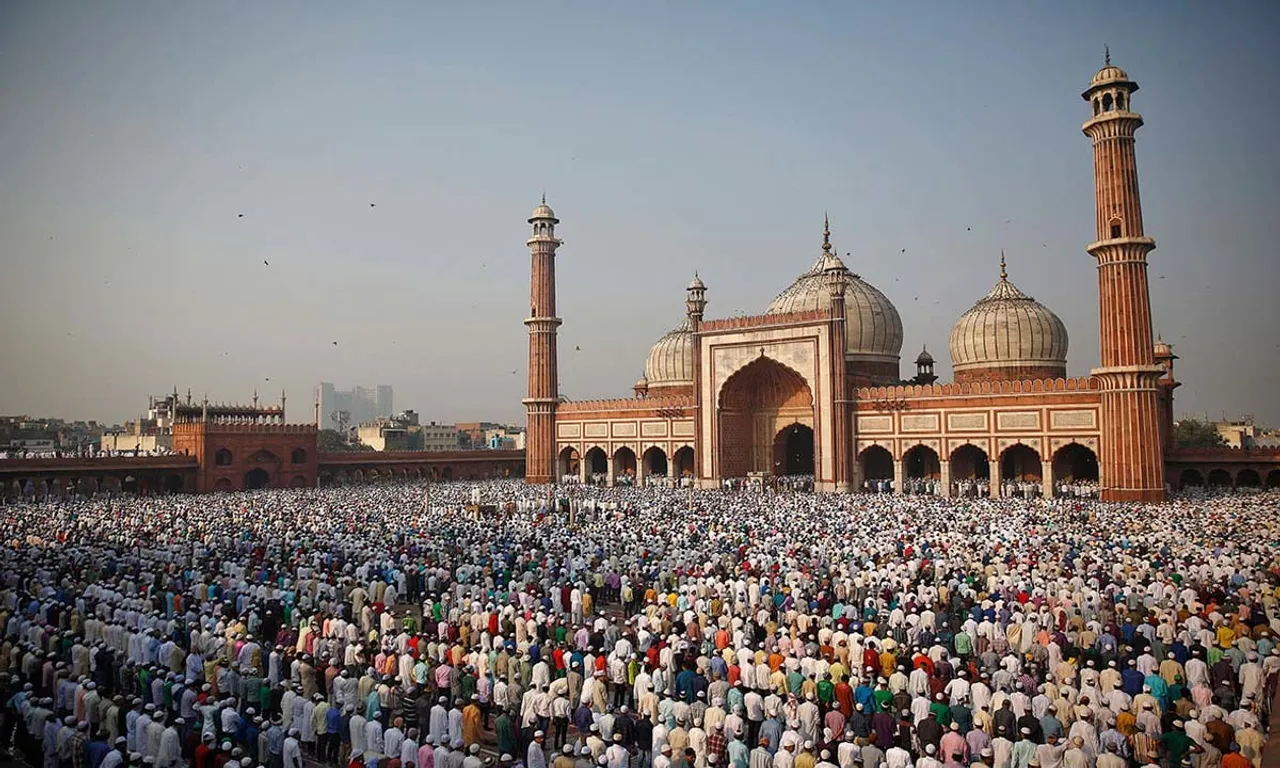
left=523, top=200, right=562, bottom=485
left=1082, top=60, right=1167, bottom=501
left=524, top=60, right=1222, bottom=501
left=172, top=420, right=318, bottom=493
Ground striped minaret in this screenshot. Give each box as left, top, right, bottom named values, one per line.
left=1082, top=52, right=1166, bottom=502
left=523, top=197, right=562, bottom=485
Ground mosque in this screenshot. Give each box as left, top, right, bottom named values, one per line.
left=523, top=58, right=1179, bottom=502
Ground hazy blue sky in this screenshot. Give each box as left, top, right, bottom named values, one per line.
left=2, top=2, right=1278, bottom=426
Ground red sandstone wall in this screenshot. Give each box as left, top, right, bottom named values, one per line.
left=953, top=365, right=1067, bottom=385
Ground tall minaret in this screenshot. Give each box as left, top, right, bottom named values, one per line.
left=686, top=271, right=707, bottom=485
left=523, top=196, right=562, bottom=485
left=1082, top=52, right=1166, bottom=502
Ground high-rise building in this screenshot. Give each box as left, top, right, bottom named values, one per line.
left=317, top=383, right=394, bottom=432
left=376, top=385, right=394, bottom=418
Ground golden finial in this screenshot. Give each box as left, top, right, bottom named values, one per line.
left=822, top=212, right=832, bottom=254
left=1000, top=249, right=1008, bottom=280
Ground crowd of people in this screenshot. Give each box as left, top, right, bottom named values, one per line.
left=0, top=479, right=1277, bottom=768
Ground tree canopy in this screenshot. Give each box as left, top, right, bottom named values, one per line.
left=1173, top=419, right=1228, bottom=449
left=317, top=429, right=374, bottom=453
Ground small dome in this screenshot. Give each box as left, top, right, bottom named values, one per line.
left=915, top=346, right=935, bottom=365
left=528, top=201, right=557, bottom=222
left=1153, top=335, right=1175, bottom=359
left=950, top=258, right=1068, bottom=377
left=644, top=318, right=693, bottom=390
left=687, top=274, right=706, bottom=291
left=1090, top=64, right=1129, bottom=87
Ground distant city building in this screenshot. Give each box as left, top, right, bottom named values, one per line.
left=317, top=382, right=394, bottom=431
left=355, top=411, right=459, bottom=452
left=419, top=421, right=460, bottom=452
left=1212, top=416, right=1279, bottom=449
left=456, top=422, right=523, bottom=450
left=357, top=419, right=409, bottom=451
left=485, top=427, right=526, bottom=451
left=1, top=414, right=107, bottom=455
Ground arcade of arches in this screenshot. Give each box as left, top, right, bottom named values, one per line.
left=558, top=443, right=693, bottom=486
left=717, top=357, right=814, bottom=479
left=854, top=441, right=1102, bottom=498
left=1179, top=467, right=1280, bottom=490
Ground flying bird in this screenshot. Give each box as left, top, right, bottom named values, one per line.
left=575, top=346, right=581, bottom=351
left=511, top=369, right=518, bottom=375
left=332, top=341, right=338, bottom=346
left=238, top=214, right=244, bottom=218
left=966, top=227, right=971, bottom=231
left=263, top=260, right=269, bottom=266
left=369, top=202, right=376, bottom=208
left=901, top=248, right=906, bottom=253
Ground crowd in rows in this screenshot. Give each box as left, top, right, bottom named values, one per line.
left=0, top=480, right=1277, bottom=768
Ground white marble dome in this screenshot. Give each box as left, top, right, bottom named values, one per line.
left=949, top=262, right=1068, bottom=376
left=644, top=318, right=693, bottom=390
left=766, top=251, right=904, bottom=364
left=529, top=202, right=557, bottom=221
left=1090, top=63, right=1131, bottom=88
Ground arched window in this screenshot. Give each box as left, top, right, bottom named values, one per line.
left=1110, top=218, right=1123, bottom=239
left=1093, top=98, right=1100, bottom=116
left=1116, top=92, right=1126, bottom=110
left=291, top=448, right=307, bottom=464
left=1102, top=93, right=1114, bottom=111
left=214, top=448, right=233, bottom=466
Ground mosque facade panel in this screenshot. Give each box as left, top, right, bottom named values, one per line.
left=526, top=60, right=1187, bottom=501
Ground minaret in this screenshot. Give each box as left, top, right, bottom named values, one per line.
left=822, top=217, right=851, bottom=493
left=523, top=196, right=563, bottom=485
left=686, top=272, right=707, bottom=485
left=1082, top=52, right=1166, bottom=501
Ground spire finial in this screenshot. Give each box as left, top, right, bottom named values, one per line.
left=1000, top=249, right=1008, bottom=280
left=822, top=212, right=832, bottom=254
left=1104, top=44, right=1111, bottom=66
left=541, top=191, right=546, bottom=205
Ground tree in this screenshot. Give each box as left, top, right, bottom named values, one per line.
left=317, top=429, right=374, bottom=453
left=1173, top=419, right=1228, bottom=449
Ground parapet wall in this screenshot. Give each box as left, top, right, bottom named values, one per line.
left=172, top=422, right=318, bottom=435
left=700, top=309, right=832, bottom=334
left=856, top=376, right=1098, bottom=400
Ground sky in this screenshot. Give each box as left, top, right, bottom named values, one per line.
left=2, top=2, right=1278, bottom=427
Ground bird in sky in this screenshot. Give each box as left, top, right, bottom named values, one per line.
left=263, top=260, right=269, bottom=266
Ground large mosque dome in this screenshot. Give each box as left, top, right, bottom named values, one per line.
left=765, top=220, right=904, bottom=367
left=949, top=254, right=1068, bottom=383
left=643, top=318, right=693, bottom=393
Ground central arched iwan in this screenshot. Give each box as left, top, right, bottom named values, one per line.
left=716, top=357, right=814, bottom=479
